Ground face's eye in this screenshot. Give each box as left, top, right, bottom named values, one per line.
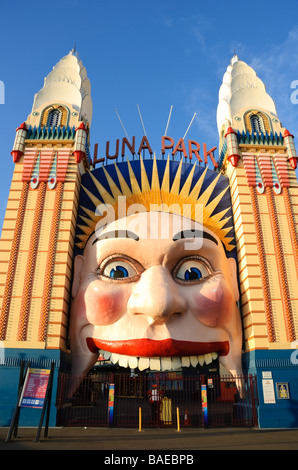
left=98, top=255, right=143, bottom=282
left=174, top=257, right=211, bottom=283
left=103, top=261, right=137, bottom=279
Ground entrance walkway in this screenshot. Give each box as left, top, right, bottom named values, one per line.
left=1, top=426, right=298, bottom=451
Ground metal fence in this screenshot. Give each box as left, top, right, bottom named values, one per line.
left=56, top=372, right=258, bottom=428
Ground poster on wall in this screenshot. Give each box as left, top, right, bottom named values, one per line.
left=276, top=383, right=290, bottom=399
left=19, top=368, right=51, bottom=409
left=262, top=379, right=276, bottom=404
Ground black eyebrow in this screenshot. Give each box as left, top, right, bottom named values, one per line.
left=172, top=229, right=218, bottom=245
left=92, top=230, right=139, bottom=245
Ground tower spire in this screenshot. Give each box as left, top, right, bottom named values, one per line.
left=217, top=56, right=276, bottom=136
left=30, top=50, right=92, bottom=125
left=231, top=52, right=238, bottom=64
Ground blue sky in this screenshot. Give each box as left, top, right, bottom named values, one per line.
left=1, top=0, right=298, bottom=227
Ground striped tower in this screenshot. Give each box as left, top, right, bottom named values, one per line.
left=217, top=55, right=298, bottom=428
left=0, top=50, right=92, bottom=425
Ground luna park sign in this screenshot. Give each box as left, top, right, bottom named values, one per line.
left=92, top=135, right=218, bottom=168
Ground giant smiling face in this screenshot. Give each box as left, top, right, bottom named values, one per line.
left=69, top=211, right=244, bottom=396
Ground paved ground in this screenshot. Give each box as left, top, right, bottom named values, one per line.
left=1, top=426, right=298, bottom=453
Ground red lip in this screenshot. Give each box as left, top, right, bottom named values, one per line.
left=86, top=337, right=229, bottom=357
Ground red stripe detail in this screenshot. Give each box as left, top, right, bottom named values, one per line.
left=258, top=154, right=273, bottom=187
left=87, top=337, right=230, bottom=357
left=242, top=154, right=256, bottom=186
left=22, top=149, right=38, bottom=182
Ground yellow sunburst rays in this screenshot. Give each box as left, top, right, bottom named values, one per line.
left=76, top=155, right=235, bottom=251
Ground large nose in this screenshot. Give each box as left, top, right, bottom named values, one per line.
left=127, top=265, right=187, bottom=324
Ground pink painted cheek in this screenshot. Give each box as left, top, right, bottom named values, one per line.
left=189, top=279, right=234, bottom=327
left=77, top=283, right=128, bottom=325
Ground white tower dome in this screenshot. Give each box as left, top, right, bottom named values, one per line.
left=31, top=49, right=93, bottom=125
left=217, top=55, right=277, bottom=135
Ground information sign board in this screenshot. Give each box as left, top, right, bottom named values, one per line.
left=19, top=368, right=51, bottom=409
left=262, top=379, right=276, bottom=404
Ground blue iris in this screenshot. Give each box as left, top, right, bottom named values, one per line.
left=110, top=265, right=129, bottom=279
left=184, top=267, right=202, bottom=281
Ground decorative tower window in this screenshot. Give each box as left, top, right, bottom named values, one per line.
left=40, top=105, right=69, bottom=128
left=47, top=108, right=62, bottom=128
left=250, top=114, right=265, bottom=134
left=244, top=110, right=271, bottom=134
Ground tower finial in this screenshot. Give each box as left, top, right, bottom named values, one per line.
left=231, top=52, right=238, bottom=65
left=70, top=43, right=79, bottom=59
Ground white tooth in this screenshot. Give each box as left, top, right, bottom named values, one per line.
left=149, top=357, right=161, bottom=370
left=190, top=356, right=198, bottom=367
left=103, top=350, right=111, bottom=360
left=171, top=357, right=181, bottom=369
left=205, top=353, right=213, bottom=365
left=161, top=357, right=172, bottom=371
left=99, top=349, right=106, bottom=358
left=128, top=356, right=138, bottom=369
left=181, top=356, right=190, bottom=368
left=212, top=352, right=218, bottom=360
left=198, top=355, right=205, bottom=366
left=138, top=357, right=150, bottom=371
left=111, top=353, right=120, bottom=365
left=119, top=354, right=128, bottom=368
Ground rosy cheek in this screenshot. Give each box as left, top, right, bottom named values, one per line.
left=190, top=279, right=234, bottom=327
left=77, top=283, right=128, bottom=325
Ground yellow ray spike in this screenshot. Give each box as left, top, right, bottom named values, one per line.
left=224, top=237, right=235, bottom=245
left=139, top=156, right=151, bottom=192
left=80, top=205, right=96, bottom=218
left=149, top=154, right=163, bottom=205
left=188, top=166, right=208, bottom=200
left=179, top=162, right=197, bottom=198
left=206, top=213, right=232, bottom=230
left=114, top=163, right=133, bottom=197
left=226, top=244, right=236, bottom=252
left=102, top=166, right=123, bottom=199
left=80, top=205, right=104, bottom=220
left=170, top=158, right=183, bottom=195
left=89, top=170, right=117, bottom=206
left=127, top=159, right=142, bottom=194
left=78, top=215, right=98, bottom=228
left=161, top=156, right=170, bottom=193
left=151, top=154, right=160, bottom=191
left=207, top=209, right=230, bottom=229
left=81, top=185, right=103, bottom=208
left=77, top=224, right=95, bottom=237
left=76, top=234, right=88, bottom=242
left=204, top=186, right=230, bottom=218
left=197, top=172, right=222, bottom=208
left=215, top=222, right=233, bottom=236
